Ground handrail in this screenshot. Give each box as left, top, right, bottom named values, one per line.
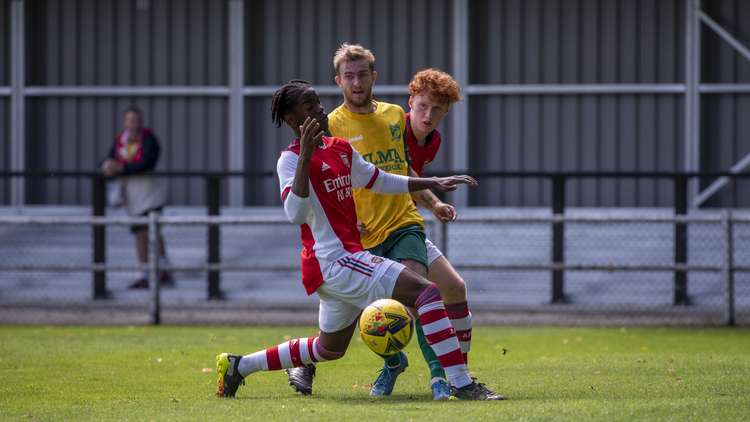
left=2, top=170, right=746, bottom=313
left=0, top=210, right=740, bottom=326
left=1, top=170, right=750, bottom=178
left=2, top=214, right=750, bottom=225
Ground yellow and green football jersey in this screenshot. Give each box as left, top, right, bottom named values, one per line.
left=328, top=101, right=424, bottom=249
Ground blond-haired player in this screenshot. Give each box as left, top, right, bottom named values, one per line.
left=215, top=81, right=489, bottom=400
left=285, top=44, right=502, bottom=401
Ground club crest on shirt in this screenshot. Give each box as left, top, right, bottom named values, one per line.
left=339, top=153, right=350, bottom=168
left=370, top=256, right=385, bottom=264
left=389, top=123, right=401, bottom=141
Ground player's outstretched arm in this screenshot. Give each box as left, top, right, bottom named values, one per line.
left=409, top=166, right=440, bottom=208
left=350, top=148, right=477, bottom=194
left=408, top=166, right=458, bottom=222
left=408, top=175, right=478, bottom=193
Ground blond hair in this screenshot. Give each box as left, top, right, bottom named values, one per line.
left=333, top=43, right=375, bottom=74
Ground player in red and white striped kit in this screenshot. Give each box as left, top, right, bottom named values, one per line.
left=215, top=80, right=502, bottom=400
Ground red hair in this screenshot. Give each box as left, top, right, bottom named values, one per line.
left=408, top=69, right=462, bottom=105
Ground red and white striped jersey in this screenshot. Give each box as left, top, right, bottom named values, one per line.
left=277, top=136, right=408, bottom=295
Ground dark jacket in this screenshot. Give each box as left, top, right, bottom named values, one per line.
left=105, top=128, right=166, bottom=216
left=107, top=128, right=160, bottom=175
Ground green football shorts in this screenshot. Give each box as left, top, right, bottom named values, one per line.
left=367, top=224, right=428, bottom=270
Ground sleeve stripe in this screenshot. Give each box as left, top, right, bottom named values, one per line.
left=365, top=167, right=380, bottom=189
left=281, top=186, right=292, bottom=201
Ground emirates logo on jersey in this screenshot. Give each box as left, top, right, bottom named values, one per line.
left=323, top=174, right=353, bottom=202
left=339, top=153, right=350, bottom=168
left=323, top=174, right=351, bottom=193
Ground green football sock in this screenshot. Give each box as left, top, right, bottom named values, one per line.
left=415, top=319, right=446, bottom=380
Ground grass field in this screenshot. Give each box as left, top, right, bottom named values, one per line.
left=1, top=326, right=749, bottom=421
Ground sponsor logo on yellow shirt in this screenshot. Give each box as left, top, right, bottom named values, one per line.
left=361, top=148, right=406, bottom=173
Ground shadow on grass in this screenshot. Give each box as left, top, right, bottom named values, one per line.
left=231, top=392, right=516, bottom=404
left=231, top=392, right=434, bottom=403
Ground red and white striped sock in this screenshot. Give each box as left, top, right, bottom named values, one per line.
left=415, top=284, right=472, bottom=388
left=237, top=336, right=341, bottom=377
left=445, top=301, right=472, bottom=364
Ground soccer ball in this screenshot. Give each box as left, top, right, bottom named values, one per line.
left=359, top=299, right=414, bottom=357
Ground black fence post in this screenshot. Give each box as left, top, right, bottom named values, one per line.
left=206, top=175, right=223, bottom=300
left=674, top=175, right=689, bottom=305
left=92, top=174, right=108, bottom=299
left=551, top=175, right=567, bottom=304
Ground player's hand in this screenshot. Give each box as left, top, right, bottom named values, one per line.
left=299, top=117, right=324, bottom=155
left=357, top=220, right=369, bottom=235
left=431, top=175, right=478, bottom=192
left=432, top=201, right=457, bottom=223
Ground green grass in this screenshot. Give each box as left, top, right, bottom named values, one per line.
left=1, top=326, right=749, bottom=421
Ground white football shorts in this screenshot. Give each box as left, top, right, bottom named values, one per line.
left=425, top=237, right=444, bottom=266
left=316, top=251, right=406, bottom=333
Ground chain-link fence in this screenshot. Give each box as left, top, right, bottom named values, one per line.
left=437, top=209, right=747, bottom=325
left=1, top=207, right=747, bottom=326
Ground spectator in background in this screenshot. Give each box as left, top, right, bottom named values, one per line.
left=101, top=106, right=174, bottom=289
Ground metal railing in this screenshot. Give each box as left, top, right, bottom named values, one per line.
left=0, top=170, right=273, bottom=299
left=0, top=210, right=745, bottom=326
left=1, top=170, right=750, bottom=325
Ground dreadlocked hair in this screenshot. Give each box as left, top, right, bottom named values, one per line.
left=271, top=79, right=312, bottom=127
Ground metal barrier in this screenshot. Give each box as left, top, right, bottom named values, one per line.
left=0, top=210, right=745, bottom=326
left=2, top=170, right=750, bottom=325
left=0, top=171, right=273, bottom=300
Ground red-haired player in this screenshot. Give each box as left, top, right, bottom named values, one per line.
left=405, top=68, right=478, bottom=390
left=215, top=80, right=500, bottom=400
left=356, top=68, right=474, bottom=393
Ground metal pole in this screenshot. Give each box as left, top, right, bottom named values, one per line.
left=23, top=86, right=230, bottom=96
left=551, top=176, right=566, bottom=304
left=92, top=175, right=108, bottom=299
left=207, top=176, right=223, bottom=299
left=674, top=175, right=689, bottom=305
left=466, top=83, right=686, bottom=95
left=700, top=83, right=750, bottom=94
left=684, top=0, right=701, bottom=206
left=228, top=0, right=245, bottom=206
left=10, top=0, right=25, bottom=207
left=698, top=10, right=750, bottom=64
left=722, top=210, right=735, bottom=326
left=450, top=0, right=469, bottom=207
left=148, top=211, right=161, bottom=325
left=695, top=153, right=750, bottom=207
left=17, top=83, right=750, bottom=97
